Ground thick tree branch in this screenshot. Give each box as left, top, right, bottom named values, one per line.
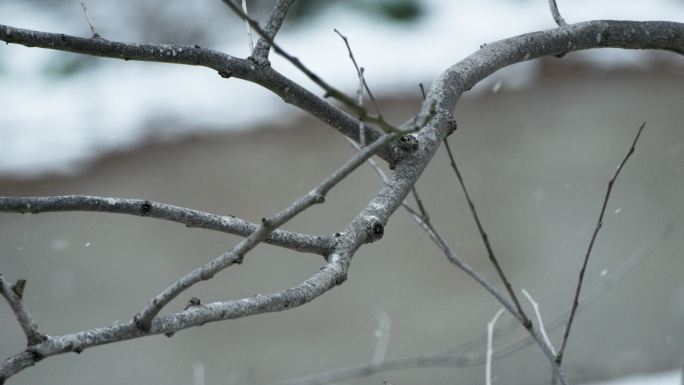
left=250, top=0, right=296, bottom=63
left=0, top=195, right=332, bottom=255
left=133, top=133, right=395, bottom=329
left=0, top=275, right=47, bottom=346
left=0, top=24, right=393, bottom=162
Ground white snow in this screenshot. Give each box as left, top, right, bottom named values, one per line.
left=0, top=0, right=682, bottom=176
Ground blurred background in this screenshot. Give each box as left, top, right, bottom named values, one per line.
left=1, top=1, right=683, bottom=384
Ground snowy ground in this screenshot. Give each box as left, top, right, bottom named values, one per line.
left=1, top=0, right=683, bottom=176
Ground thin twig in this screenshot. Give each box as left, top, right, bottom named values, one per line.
left=251, top=0, right=296, bottom=62
left=276, top=224, right=672, bottom=385
left=133, top=133, right=396, bottom=330
left=419, top=83, right=427, bottom=100
left=241, top=0, right=255, bottom=52
left=0, top=275, right=46, bottom=346
left=521, top=289, right=556, bottom=356
left=443, top=138, right=530, bottom=327
left=486, top=308, right=505, bottom=385
left=411, top=186, right=430, bottom=225
left=222, top=0, right=400, bottom=133
left=358, top=68, right=367, bottom=146
left=334, top=29, right=383, bottom=119
left=79, top=0, right=99, bottom=38
left=547, top=0, right=568, bottom=27
left=557, top=122, right=646, bottom=363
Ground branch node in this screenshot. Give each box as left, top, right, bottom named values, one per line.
left=12, top=279, right=26, bottom=299
left=184, top=297, right=202, bottom=310
left=133, top=314, right=152, bottom=332
left=139, top=201, right=152, bottom=216
left=218, top=70, right=233, bottom=78
left=398, top=135, right=419, bottom=154
left=366, top=220, right=384, bottom=243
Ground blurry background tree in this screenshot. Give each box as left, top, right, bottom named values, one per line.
left=0, top=1, right=683, bottom=385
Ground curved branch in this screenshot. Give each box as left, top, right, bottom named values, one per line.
left=0, top=25, right=393, bottom=162
left=0, top=196, right=332, bottom=255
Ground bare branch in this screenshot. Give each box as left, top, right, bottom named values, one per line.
left=547, top=0, right=568, bottom=27
left=277, top=229, right=672, bottom=385
left=251, top=0, right=296, bottom=63
left=557, top=122, right=646, bottom=363
left=133, top=133, right=396, bottom=330
left=0, top=24, right=394, bottom=162
left=0, top=275, right=47, bottom=346
left=444, top=138, right=530, bottom=327
left=0, top=196, right=332, bottom=255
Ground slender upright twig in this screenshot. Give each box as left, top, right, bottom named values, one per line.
left=547, top=0, right=568, bottom=27
left=557, top=122, right=646, bottom=363
left=486, top=308, right=505, bottom=385
left=334, top=29, right=383, bottom=119
left=443, top=138, right=530, bottom=327
left=522, top=289, right=556, bottom=356
left=251, top=0, right=296, bottom=62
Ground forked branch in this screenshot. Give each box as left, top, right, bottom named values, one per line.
left=0, top=276, right=46, bottom=346
left=251, top=0, right=296, bottom=63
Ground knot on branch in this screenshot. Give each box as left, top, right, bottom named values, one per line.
left=184, top=297, right=202, bottom=310
left=364, top=216, right=384, bottom=243
left=139, top=201, right=152, bottom=216
left=218, top=69, right=233, bottom=78
left=398, top=135, right=419, bottom=153
left=389, top=135, right=420, bottom=169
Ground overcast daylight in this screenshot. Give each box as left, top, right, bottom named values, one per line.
left=1, top=1, right=683, bottom=384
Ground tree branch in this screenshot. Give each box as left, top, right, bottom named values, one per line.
left=0, top=275, right=47, bottom=347
left=133, top=133, right=395, bottom=330
left=1, top=18, right=681, bottom=384
left=556, top=122, right=646, bottom=363
left=250, top=0, right=296, bottom=63
left=0, top=195, right=332, bottom=255
left=0, top=24, right=394, bottom=162
left=277, top=227, right=673, bottom=385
